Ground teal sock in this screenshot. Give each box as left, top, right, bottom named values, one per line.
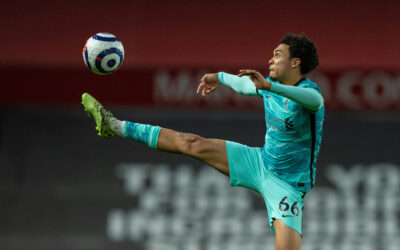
left=124, top=122, right=162, bottom=149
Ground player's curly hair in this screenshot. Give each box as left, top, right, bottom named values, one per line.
left=280, top=33, right=319, bottom=75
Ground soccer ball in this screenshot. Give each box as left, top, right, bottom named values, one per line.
left=82, top=32, right=124, bottom=75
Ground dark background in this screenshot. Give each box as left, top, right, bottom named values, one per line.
left=1, top=1, right=399, bottom=250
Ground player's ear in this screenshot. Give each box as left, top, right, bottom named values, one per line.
left=292, top=58, right=301, bottom=69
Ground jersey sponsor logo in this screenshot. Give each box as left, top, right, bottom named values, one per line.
left=265, top=113, right=282, bottom=124
left=265, top=116, right=295, bottom=131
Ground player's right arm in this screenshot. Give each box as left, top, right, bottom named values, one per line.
left=197, top=72, right=258, bottom=97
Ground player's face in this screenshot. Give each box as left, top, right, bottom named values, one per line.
left=268, top=44, right=293, bottom=81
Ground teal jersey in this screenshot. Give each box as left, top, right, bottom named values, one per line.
left=257, top=77, right=325, bottom=191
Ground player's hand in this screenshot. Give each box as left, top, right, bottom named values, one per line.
left=197, top=73, right=220, bottom=96
left=238, top=69, right=271, bottom=90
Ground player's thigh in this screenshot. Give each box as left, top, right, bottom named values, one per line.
left=192, top=137, right=229, bottom=176
left=273, top=219, right=301, bottom=250
left=158, top=129, right=229, bottom=175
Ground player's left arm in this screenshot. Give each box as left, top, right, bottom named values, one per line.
left=238, top=69, right=323, bottom=111
left=268, top=82, right=323, bottom=111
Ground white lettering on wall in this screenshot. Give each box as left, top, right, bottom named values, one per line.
left=107, top=163, right=400, bottom=250
left=153, top=70, right=400, bottom=110
left=363, top=71, right=398, bottom=109
left=336, top=71, right=363, bottom=109
left=153, top=70, right=264, bottom=108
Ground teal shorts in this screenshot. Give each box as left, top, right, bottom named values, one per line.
left=226, top=141, right=306, bottom=236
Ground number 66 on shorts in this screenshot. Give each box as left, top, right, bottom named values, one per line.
left=279, top=196, right=300, bottom=217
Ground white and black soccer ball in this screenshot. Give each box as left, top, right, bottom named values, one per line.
left=82, top=32, right=124, bottom=75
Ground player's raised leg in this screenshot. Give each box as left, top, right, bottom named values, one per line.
left=81, top=93, right=229, bottom=175
left=82, top=93, right=116, bottom=138
left=157, top=128, right=229, bottom=175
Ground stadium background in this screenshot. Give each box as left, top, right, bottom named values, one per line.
left=1, top=0, right=400, bottom=249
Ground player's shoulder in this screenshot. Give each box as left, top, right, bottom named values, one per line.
left=298, top=78, right=321, bottom=93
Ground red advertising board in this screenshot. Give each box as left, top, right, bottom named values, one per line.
left=1, top=67, right=399, bottom=111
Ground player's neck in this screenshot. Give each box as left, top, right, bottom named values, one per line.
left=281, top=74, right=304, bottom=86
